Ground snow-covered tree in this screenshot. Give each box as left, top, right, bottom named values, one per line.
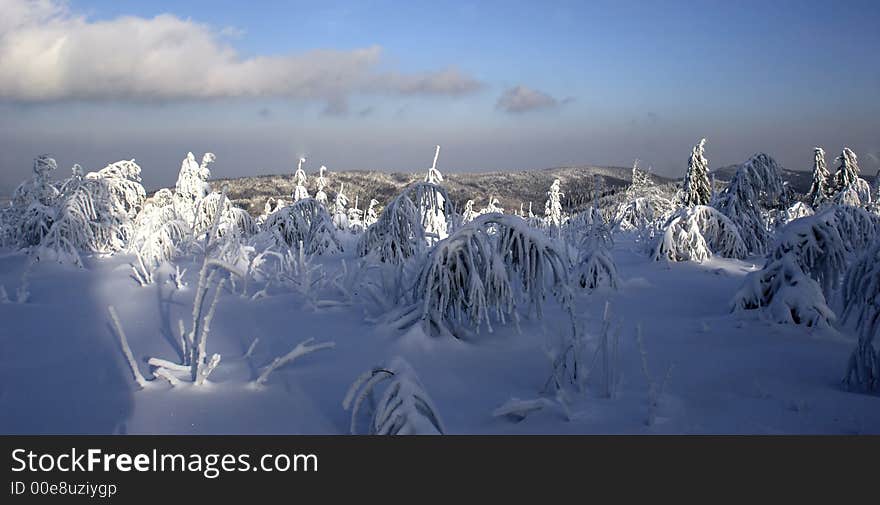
left=776, top=201, right=814, bottom=228
left=421, top=145, right=448, bottom=244
left=292, top=157, right=310, bottom=201
left=193, top=191, right=257, bottom=241
left=347, top=195, right=365, bottom=233
left=364, top=199, right=379, bottom=227
left=39, top=159, right=147, bottom=265
left=712, top=153, right=786, bottom=254
left=652, top=205, right=747, bottom=262
left=330, top=183, right=351, bottom=231
left=680, top=138, right=711, bottom=207
left=11, top=155, right=61, bottom=247
left=358, top=182, right=453, bottom=264
left=832, top=148, right=871, bottom=205
left=840, top=243, right=880, bottom=392
left=806, top=147, right=830, bottom=208
left=344, top=357, right=444, bottom=435
left=544, top=179, right=565, bottom=231
left=461, top=200, right=479, bottom=223
left=480, top=196, right=504, bottom=214
left=315, top=166, right=329, bottom=206
left=262, top=198, right=342, bottom=255
left=390, top=213, right=573, bottom=338
left=572, top=204, right=618, bottom=291
left=173, top=152, right=214, bottom=226
left=732, top=206, right=878, bottom=327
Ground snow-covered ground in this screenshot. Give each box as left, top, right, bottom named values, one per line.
left=3, top=235, right=877, bottom=434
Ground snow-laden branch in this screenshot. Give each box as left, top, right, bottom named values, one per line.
left=252, top=338, right=336, bottom=387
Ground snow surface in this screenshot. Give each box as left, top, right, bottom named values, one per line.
left=1, top=236, right=878, bottom=434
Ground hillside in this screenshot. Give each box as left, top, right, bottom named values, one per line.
left=214, top=165, right=675, bottom=216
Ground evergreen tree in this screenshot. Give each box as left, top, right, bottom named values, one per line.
left=681, top=138, right=711, bottom=206
left=806, top=147, right=830, bottom=208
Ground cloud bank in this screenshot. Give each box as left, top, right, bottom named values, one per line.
left=0, top=0, right=481, bottom=106
left=496, top=85, right=561, bottom=113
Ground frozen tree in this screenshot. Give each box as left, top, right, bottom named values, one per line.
left=11, top=155, right=60, bottom=247
left=776, top=201, right=814, bottom=228
left=544, top=179, right=565, bottom=231
left=572, top=201, right=618, bottom=291
left=315, top=166, right=330, bottom=206
left=652, top=205, right=747, bottom=262
left=461, top=200, right=479, bottom=223
left=841, top=243, right=880, bottom=392
left=680, top=138, right=711, bottom=207
left=732, top=206, right=877, bottom=327
left=712, top=153, right=785, bottom=254
left=806, top=147, right=830, bottom=208
left=39, top=160, right=147, bottom=265
left=193, top=191, right=257, bottom=241
left=358, top=182, right=453, bottom=264
left=128, top=191, right=188, bottom=273
left=332, top=183, right=350, bottom=230
left=364, top=199, right=379, bottom=227
left=173, top=152, right=214, bottom=225
left=390, top=213, right=573, bottom=338
left=262, top=198, right=342, bottom=255
left=343, top=357, right=444, bottom=435
left=421, top=145, right=448, bottom=244
left=480, top=196, right=504, bottom=214
left=832, top=148, right=871, bottom=205
left=347, top=196, right=365, bottom=233
left=292, top=157, right=310, bottom=201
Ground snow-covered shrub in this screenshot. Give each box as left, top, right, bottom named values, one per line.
left=830, top=148, right=871, bottom=205
left=573, top=223, right=618, bottom=290
left=347, top=196, right=365, bottom=233
left=10, top=155, right=61, bottom=247
left=806, top=147, right=830, bottom=209
left=731, top=206, right=875, bottom=327
left=680, top=138, right=711, bottom=206
left=357, top=182, right=453, bottom=264
left=652, top=205, right=747, bottom=262
left=394, top=213, right=572, bottom=338
left=712, top=153, right=785, bottom=255
left=343, top=357, right=444, bottom=435
left=262, top=198, right=341, bottom=255
left=38, top=159, right=147, bottom=265
left=840, top=243, right=880, bottom=392
left=193, top=191, right=257, bottom=240
left=776, top=201, right=814, bottom=228
left=614, top=160, right=674, bottom=233
left=833, top=186, right=864, bottom=207
left=292, top=158, right=310, bottom=201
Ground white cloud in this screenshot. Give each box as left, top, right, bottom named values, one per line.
left=0, top=0, right=481, bottom=104
left=496, top=85, right=560, bottom=113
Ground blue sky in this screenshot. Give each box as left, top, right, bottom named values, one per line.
left=0, top=0, right=878, bottom=191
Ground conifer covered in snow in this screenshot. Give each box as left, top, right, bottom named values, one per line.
left=391, top=213, right=572, bottom=338
left=652, top=205, right=747, bottom=262
left=173, top=153, right=214, bottom=225
left=262, top=198, right=342, bottom=255
left=331, top=183, right=350, bottom=230
left=357, top=182, right=453, bottom=264
left=732, top=206, right=878, bottom=327
left=343, top=357, right=444, bottom=435
left=364, top=199, right=379, bottom=227
left=840, top=243, right=880, bottom=392
left=832, top=148, right=871, bottom=205
left=11, top=155, right=61, bottom=247
left=572, top=202, right=618, bottom=291
left=806, top=147, right=830, bottom=208
left=347, top=196, right=364, bottom=233
left=543, top=179, right=565, bottom=231
left=461, top=200, right=479, bottom=223
left=292, top=157, right=310, bottom=201
left=680, top=138, right=711, bottom=207
left=421, top=145, right=448, bottom=244
left=315, top=166, right=329, bottom=206
left=712, top=153, right=785, bottom=255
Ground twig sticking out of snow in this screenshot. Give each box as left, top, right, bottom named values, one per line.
left=252, top=338, right=335, bottom=387
left=108, top=305, right=148, bottom=389
left=243, top=337, right=259, bottom=359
